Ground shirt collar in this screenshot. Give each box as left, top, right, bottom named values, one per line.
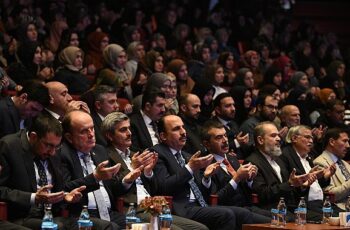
left=141, top=110, right=153, bottom=126
left=44, top=108, right=61, bottom=120
left=97, top=112, right=105, bottom=121
left=325, top=150, right=339, bottom=163
left=217, top=116, right=231, bottom=126
left=115, top=147, right=131, bottom=159
left=213, top=153, right=225, bottom=163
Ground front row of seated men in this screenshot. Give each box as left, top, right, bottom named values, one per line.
left=0, top=110, right=350, bottom=229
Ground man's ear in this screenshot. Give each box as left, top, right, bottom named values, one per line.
left=257, top=136, right=264, bottom=145
left=95, top=101, right=102, bottom=110
left=291, top=134, right=298, bottom=143
left=202, top=140, right=210, bottom=149
left=180, top=104, right=187, bottom=113
left=64, top=132, right=73, bottom=144
left=144, top=102, right=151, bottom=112
left=49, top=94, right=54, bottom=105
left=329, top=138, right=335, bottom=147
left=105, top=132, right=113, bottom=142
left=159, top=132, right=166, bottom=142
left=28, top=131, right=38, bottom=142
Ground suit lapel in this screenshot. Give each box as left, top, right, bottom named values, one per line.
left=137, top=113, right=153, bottom=147
left=289, top=147, right=307, bottom=174
left=258, top=153, right=283, bottom=183
left=6, top=97, right=20, bottom=131
left=108, top=147, right=130, bottom=178
left=20, top=131, right=37, bottom=191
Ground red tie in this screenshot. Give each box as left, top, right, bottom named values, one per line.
left=223, top=159, right=236, bottom=177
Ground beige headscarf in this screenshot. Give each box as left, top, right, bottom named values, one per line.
left=103, top=44, right=124, bottom=70
left=59, top=46, right=84, bottom=71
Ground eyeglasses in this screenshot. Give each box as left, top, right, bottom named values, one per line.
left=297, top=134, right=313, bottom=140
left=40, top=139, right=62, bottom=151
left=264, top=104, right=278, bottom=110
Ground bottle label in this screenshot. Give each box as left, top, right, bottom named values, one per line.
left=322, top=207, right=332, bottom=213
left=271, top=209, right=279, bottom=214
left=126, top=216, right=138, bottom=223
left=297, top=208, right=307, bottom=214
left=159, top=214, right=173, bottom=221
left=42, top=222, right=58, bottom=230
left=279, top=209, right=287, bottom=215
left=78, top=220, right=93, bottom=227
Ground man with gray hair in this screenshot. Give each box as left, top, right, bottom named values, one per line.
left=245, top=122, right=316, bottom=217
left=280, top=125, right=338, bottom=220
left=101, top=112, right=209, bottom=230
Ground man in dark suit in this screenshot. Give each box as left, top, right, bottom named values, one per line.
left=44, top=81, right=90, bottom=121
left=130, top=89, right=166, bottom=151
left=0, top=115, right=85, bottom=229
left=178, top=93, right=205, bottom=155
left=211, top=93, right=250, bottom=159
left=0, top=80, right=50, bottom=138
left=59, top=110, right=142, bottom=230
left=245, top=122, right=317, bottom=219
left=91, top=85, right=119, bottom=146
left=280, top=125, right=339, bottom=218
left=148, top=114, right=256, bottom=230
left=101, top=111, right=209, bottom=230
left=200, top=120, right=270, bottom=220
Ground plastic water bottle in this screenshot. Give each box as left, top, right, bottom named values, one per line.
left=159, top=203, right=173, bottom=230
left=41, top=207, right=58, bottom=230
left=78, top=205, right=93, bottom=230
left=345, top=196, right=350, bottom=212
left=277, top=197, right=287, bottom=226
left=126, top=203, right=137, bottom=230
left=297, top=197, right=307, bottom=225
left=322, top=196, right=332, bottom=224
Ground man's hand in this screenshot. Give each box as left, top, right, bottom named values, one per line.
left=323, top=163, right=336, bottom=180
left=302, top=173, right=317, bottom=188
left=35, top=185, right=65, bottom=204
left=236, top=132, right=249, bottom=145
left=234, top=163, right=253, bottom=183
left=279, top=127, right=289, bottom=140
left=66, top=101, right=90, bottom=114
left=248, top=164, right=258, bottom=181
left=188, top=152, right=213, bottom=171
left=123, top=165, right=144, bottom=184
left=312, top=125, right=326, bottom=141
left=93, top=161, right=121, bottom=181
left=143, top=152, right=158, bottom=176
left=203, top=162, right=220, bottom=178
left=64, top=186, right=86, bottom=203
left=309, top=165, right=324, bottom=179
left=131, top=150, right=155, bottom=169
left=288, top=168, right=310, bottom=187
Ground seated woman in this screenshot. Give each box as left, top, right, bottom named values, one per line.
left=53, top=46, right=91, bottom=95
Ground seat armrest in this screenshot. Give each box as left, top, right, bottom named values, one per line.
left=0, top=201, right=8, bottom=220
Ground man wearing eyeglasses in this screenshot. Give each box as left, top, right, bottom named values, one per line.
left=280, top=125, right=339, bottom=221
left=240, top=94, right=278, bottom=146
left=0, top=115, right=86, bottom=229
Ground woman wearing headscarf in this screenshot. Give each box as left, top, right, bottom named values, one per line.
left=309, top=88, right=337, bottom=125
left=229, top=85, right=253, bottom=125
left=240, top=50, right=264, bottom=88
left=217, top=51, right=237, bottom=91
left=320, top=60, right=346, bottom=100
left=45, top=20, right=69, bottom=53
left=191, top=80, right=216, bottom=123
left=98, top=44, right=132, bottom=100
left=125, top=41, right=145, bottom=80
left=167, top=58, right=195, bottom=96
left=53, top=46, right=90, bottom=94
left=85, top=31, right=109, bottom=75
left=144, top=50, right=164, bottom=74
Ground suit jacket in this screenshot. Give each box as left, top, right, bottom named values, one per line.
left=0, top=97, right=31, bottom=138
left=245, top=150, right=297, bottom=210
left=107, top=146, right=157, bottom=205
left=146, top=143, right=210, bottom=217
left=0, top=130, right=64, bottom=220
left=209, top=154, right=252, bottom=206
left=91, top=111, right=107, bottom=147
left=58, top=141, right=127, bottom=216
left=280, top=145, right=330, bottom=202
left=130, top=112, right=153, bottom=151
left=313, top=150, right=350, bottom=210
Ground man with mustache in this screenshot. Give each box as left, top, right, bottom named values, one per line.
left=130, top=88, right=166, bottom=151
left=147, top=114, right=257, bottom=230
left=101, top=112, right=209, bottom=230
left=200, top=120, right=271, bottom=220
left=245, top=122, right=316, bottom=218
left=280, top=125, right=338, bottom=221
left=59, top=110, right=142, bottom=229
left=211, top=93, right=250, bottom=159
left=314, top=128, right=350, bottom=210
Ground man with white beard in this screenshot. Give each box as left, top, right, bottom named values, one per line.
left=245, top=122, right=316, bottom=218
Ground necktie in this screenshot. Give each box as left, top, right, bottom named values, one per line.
left=34, top=158, right=48, bottom=187
left=222, top=159, right=236, bottom=178
left=150, top=121, right=159, bottom=140
left=337, top=160, right=350, bottom=181
left=174, top=152, right=208, bottom=207
left=81, top=154, right=111, bottom=221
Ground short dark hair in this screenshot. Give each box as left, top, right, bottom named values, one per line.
left=93, top=85, right=117, bottom=102
left=18, top=80, right=50, bottom=107
left=200, top=120, right=224, bottom=142
left=324, top=128, right=347, bottom=147
left=325, top=99, right=344, bottom=111
left=141, top=88, right=165, bottom=110
left=28, top=114, right=62, bottom=138
left=213, top=92, right=232, bottom=108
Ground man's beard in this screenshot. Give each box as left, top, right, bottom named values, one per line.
left=265, top=145, right=282, bottom=157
